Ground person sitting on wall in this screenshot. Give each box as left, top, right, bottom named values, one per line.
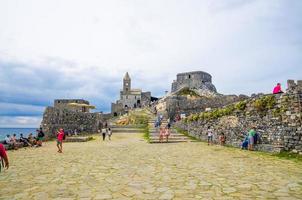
left=19, top=134, right=31, bottom=147
left=12, top=134, right=23, bottom=148
left=273, top=83, right=283, bottom=94
left=4, top=135, right=15, bottom=149
left=27, top=133, right=36, bottom=146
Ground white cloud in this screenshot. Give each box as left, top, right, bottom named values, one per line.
left=0, top=116, right=41, bottom=128
left=0, top=0, right=301, bottom=126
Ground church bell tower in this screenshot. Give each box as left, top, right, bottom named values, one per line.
left=123, top=72, right=131, bottom=93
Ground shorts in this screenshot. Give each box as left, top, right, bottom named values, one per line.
left=57, top=140, right=62, bottom=145
left=248, top=136, right=254, bottom=145
left=208, top=135, right=213, bottom=141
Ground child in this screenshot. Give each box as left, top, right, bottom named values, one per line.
left=219, top=133, right=226, bottom=146
left=165, top=128, right=170, bottom=143
left=107, top=128, right=112, bottom=140
left=159, top=127, right=165, bottom=143
left=56, top=129, right=64, bottom=153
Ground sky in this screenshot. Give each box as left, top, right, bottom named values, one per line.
left=0, top=0, right=301, bottom=127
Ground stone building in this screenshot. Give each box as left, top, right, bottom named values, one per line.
left=171, top=71, right=217, bottom=93
left=111, top=72, right=151, bottom=116
left=41, top=99, right=103, bottom=137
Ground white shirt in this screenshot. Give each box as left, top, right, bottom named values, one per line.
left=207, top=129, right=213, bottom=137
left=5, top=136, right=11, bottom=144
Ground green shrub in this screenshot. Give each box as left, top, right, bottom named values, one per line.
left=235, top=101, right=247, bottom=111
left=253, top=95, right=276, bottom=112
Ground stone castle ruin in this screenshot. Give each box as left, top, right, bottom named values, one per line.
left=175, top=79, right=302, bottom=153
left=111, top=72, right=152, bottom=116
left=171, top=71, right=217, bottom=95
left=41, top=99, right=103, bottom=137
left=156, top=70, right=248, bottom=120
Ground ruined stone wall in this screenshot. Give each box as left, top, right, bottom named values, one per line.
left=41, top=107, right=103, bottom=138
left=141, top=92, right=151, bottom=107
left=165, top=94, right=248, bottom=120
left=175, top=80, right=302, bottom=153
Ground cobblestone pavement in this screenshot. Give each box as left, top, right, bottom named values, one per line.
left=1, top=133, right=302, bottom=200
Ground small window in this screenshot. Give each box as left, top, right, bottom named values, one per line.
left=126, top=88, right=128, bottom=91
left=188, top=75, right=191, bottom=79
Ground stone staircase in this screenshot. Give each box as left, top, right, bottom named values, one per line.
left=148, top=117, right=192, bottom=143
left=110, top=125, right=145, bottom=133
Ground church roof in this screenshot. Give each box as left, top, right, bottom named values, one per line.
left=124, top=72, right=131, bottom=80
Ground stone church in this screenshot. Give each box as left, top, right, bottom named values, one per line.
left=111, top=72, right=151, bottom=116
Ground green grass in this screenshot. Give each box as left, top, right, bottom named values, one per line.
left=274, top=151, right=302, bottom=162
left=143, top=126, right=150, bottom=143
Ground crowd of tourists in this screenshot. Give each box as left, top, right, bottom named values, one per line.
left=2, top=128, right=45, bottom=150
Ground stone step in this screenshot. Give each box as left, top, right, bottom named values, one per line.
left=111, top=125, right=146, bottom=128
left=149, top=136, right=190, bottom=140
left=111, top=128, right=144, bottom=133
left=149, top=139, right=191, bottom=143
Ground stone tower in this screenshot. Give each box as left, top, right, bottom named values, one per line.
left=123, top=72, right=131, bottom=93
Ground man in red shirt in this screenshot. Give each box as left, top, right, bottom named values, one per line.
left=0, top=143, right=9, bottom=170
left=56, top=129, right=64, bottom=153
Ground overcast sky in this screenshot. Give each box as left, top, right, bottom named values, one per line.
left=0, top=0, right=301, bottom=127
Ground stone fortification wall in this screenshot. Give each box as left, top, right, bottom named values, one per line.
left=175, top=80, right=302, bottom=153
left=41, top=107, right=103, bottom=138
left=165, top=94, right=248, bottom=120
left=171, top=71, right=217, bottom=93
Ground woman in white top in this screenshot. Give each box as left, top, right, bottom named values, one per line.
left=207, top=126, right=213, bottom=145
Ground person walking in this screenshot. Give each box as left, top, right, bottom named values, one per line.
left=56, top=128, right=64, bottom=153
left=101, top=128, right=107, bottom=141
left=107, top=128, right=112, bottom=140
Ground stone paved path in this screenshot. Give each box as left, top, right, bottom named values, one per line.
left=0, top=133, right=302, bottom=199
